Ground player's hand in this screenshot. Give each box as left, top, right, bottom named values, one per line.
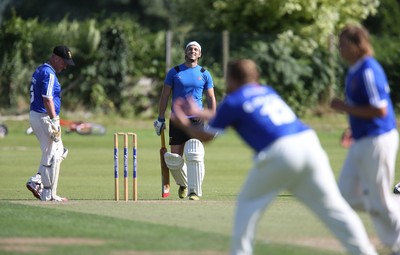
left=50, top=118, right=61, bottom=142
left=171, top=98, right=191, bottom=129
left=330, top=98, right=346, bottom=112
left=153, top=117, right=165, bottom=136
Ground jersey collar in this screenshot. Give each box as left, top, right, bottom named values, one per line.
left=349, top=56, right=369, bottom=73
left=44, top=62, right=56, bottom=73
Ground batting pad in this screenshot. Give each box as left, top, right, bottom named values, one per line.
left=51, top=148, right=68, bottom=198
left=184, top=139, right=205, bottom=196
left=164, top=152, right=187, bottom=187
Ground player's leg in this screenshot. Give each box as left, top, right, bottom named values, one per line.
left=337, top=145, right=365, bottom=210
left=358, top=131, right=400, bottom=253
left=164, top=150, right=188, bottom=198
left=27, top=112, right=50, bottom=199
left=37, top=117, right=67, bottom=201
left=184, top=139, right=205, bottom=200
left=51, top=144, right=68, bottom=200
left=184, top=118, right=205, bottom=200
left=291, top=131, right=377, bottom=255
left=168, top=121, right=189, bottom=198
left=231, top=139, right=295, bottom=255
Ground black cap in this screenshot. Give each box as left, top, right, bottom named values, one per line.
left=53, top=45, right=75, bottom=66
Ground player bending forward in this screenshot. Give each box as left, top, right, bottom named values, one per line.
left=172, top=59, right=377, bottom=255
left=26, top=46, right=74, bottom=202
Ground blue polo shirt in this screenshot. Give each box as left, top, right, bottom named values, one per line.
left=345, top=56, right=396, bottom=140
left=30, top=63, right=61, bottom=115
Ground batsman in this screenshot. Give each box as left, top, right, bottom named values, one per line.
left=154, top=41, right=216, bottom=200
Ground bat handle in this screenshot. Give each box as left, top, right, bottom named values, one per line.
left=161, top=128, right=166, bottom=147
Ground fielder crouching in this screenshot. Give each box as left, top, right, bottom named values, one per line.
left=26, top=45, right=74, bottom=202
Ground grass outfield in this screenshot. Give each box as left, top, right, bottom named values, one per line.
left=0, top=114, right=396, bottom=254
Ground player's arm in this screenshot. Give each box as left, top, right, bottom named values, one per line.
left=172, top=98, right=215, bottom=143
left=330, top=98, right=387, bottom=119
left=205, top=88, right=216, bottom=115
left=43, top=97, right=57, bottom=119
left=158, top=85, right=172, bottom=120
left=183, top=96, right=215, bottom=121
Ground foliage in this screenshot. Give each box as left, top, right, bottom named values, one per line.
left=0, top=13, right=38, bottom=112
left=231, top=33, right=344, bottom=115
left=364, top=0, right=400, bottom=37
left=3, top=0, right=400, bottom=117
left=0, top=14, right=167, bottom=117
left=372, top=35, right=400, bottom=109
left=175, top=0, right=379, bottom=51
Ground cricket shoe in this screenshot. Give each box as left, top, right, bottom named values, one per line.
left=394, top=183, right=400, bottom=194
left=178, top=186, right=187, bottom=199
left=51, top=195, right=69, bottom=202
left=26, top=181, right=42, bottom=200
left=188, top=193, right=199, bottom=201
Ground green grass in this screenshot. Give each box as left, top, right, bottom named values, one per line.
left=0, top=115, right=394, bottom=254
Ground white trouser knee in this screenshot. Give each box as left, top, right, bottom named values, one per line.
left=184, top=139, right=205, bottom=196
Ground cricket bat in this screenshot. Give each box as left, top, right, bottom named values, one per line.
left=160, top=129, right=170, bottom=198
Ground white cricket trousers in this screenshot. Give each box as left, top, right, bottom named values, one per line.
left=231, top=130, right=377, bottom=255
left=338, top=129, right=400, bottom=252
left=29, top=111, right=64, bottom=168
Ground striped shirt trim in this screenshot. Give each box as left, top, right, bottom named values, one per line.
left=363, top=68, right=387, bottom=108
left=44, top=73, right=55, bottom=98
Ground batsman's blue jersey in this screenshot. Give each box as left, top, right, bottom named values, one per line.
left=165, top=64, right=213, bottom=111
left=208, top=84, right=310, bottom=153
left=345, top=57, right=396, bottom=140
left=30, top=63, right=61, bottom=115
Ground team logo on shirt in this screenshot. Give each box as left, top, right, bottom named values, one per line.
left=198, top=76, right=202, bottom=80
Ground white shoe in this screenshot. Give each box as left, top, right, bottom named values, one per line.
left=52, top=195, right=68, bottom=202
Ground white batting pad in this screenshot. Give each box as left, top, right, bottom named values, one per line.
left=184, top=139, right=205, bottom=196
left=164, top=152, right=187, bottom=187
left=40, top=146, right=67, bottom=201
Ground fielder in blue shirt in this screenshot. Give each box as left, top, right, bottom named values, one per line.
left=27, top=45, right=74, bottom=202
left=172, top=59, right=377, bottom=255
left=154, top=41, right=216, bottom=200
left=331, top=24, right=400, bottom=255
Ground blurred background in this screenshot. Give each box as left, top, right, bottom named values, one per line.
left=0, top=0, right=399, bottom=119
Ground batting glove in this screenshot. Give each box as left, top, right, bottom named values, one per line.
left=50, top=117, right=61, bottom=142
left=153, top=117, right=165, bottom=136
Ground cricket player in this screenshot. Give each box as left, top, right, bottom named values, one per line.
left=331, top=24, right=400, bottom=254
left=154, top=41, right=216, bottom=200
left=26, top=45, right=74, bottom=202
left=172, top=59, right=377, bottom=255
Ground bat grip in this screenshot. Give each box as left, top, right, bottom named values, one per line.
left=161, top=129, right=166, bottom=147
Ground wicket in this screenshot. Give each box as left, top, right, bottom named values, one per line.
left=114, top=132, right=137, bottom=201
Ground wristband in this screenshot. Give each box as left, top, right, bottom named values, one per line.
left=158, top=117, right=165, bottom=122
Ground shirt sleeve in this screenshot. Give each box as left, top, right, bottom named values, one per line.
left=203, top=70, right=214, bottom=90
left=164, top=68, right=177, bottom=87
left=363, top=68, right=388, bottom=108
left=207, top=99, right=237, bottom=136
left=41, top=71, right=55, bottom=99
